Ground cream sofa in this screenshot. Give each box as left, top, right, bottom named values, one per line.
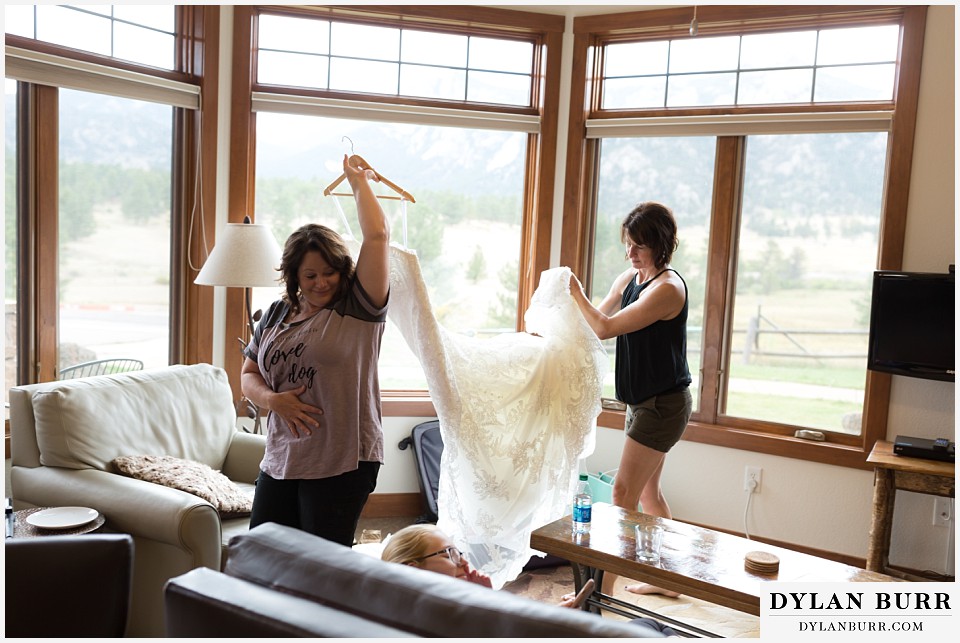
left=8, top=363, right=265, bottom=637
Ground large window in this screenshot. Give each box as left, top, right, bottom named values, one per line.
left=5, top=4, right=207, bottom=396
left=4, top=80, right=18, bottom=411
left=590, top=136, right=716, bottom=409
left=252, top=113, right=528, bottom=390
left=602, top=24, right=899, bottom=109
left=257, top=13, right=534, bottom=106
left=567, top=5, right=924, bottom=466
left=4, top=4, right=176, bottom=70
left=725, top=132, right=886, bottom=435
left=223, top=6, right=563, bottom=404
left=588, top=132, right=885, bottom=438
left=57, top=89, right=173, bottom=373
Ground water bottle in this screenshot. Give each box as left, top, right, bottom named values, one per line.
left=572, top=473, right=592, bottom=534
left=5, top=498, right=14, bottom=539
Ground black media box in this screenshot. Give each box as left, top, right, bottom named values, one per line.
left=893, top=435, right=955, bottom=463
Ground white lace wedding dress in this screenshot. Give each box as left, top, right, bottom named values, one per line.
left=352, top=240, right=607, bottom=588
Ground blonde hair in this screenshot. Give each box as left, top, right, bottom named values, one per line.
left=381, top=524, right=442, bottom=566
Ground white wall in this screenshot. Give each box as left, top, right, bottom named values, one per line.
left=877, top=3, right=956, bottom=575
left=380, top=416, right=440, bottom=492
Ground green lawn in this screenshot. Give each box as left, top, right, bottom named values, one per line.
left=726, top=391, right=861, bottom=434
left=731, top=363, right=867, bottom=389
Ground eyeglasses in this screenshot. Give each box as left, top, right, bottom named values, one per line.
left=416, top=546, right=463, bottom=566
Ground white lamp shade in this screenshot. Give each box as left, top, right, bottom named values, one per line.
left=194, top=222, right=282, bottom=288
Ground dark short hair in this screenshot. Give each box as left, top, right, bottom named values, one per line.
left=621, top=201, right=679, bottom=269
left=279, top=223, right=354, bottom=313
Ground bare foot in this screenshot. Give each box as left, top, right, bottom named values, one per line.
left=624, top=583, right=680, bottom=598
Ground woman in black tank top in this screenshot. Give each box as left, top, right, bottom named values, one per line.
left=569, top=201, right=692, bottom=598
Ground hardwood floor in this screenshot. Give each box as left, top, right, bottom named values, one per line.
left=354, top=514, right=420, bottom=544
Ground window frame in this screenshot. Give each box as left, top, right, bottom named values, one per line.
left=561, top=5, right=926, bottom=470
left=5, top=6, right=221, bottom=457
left=4, top=5, right=219, bottom=384
left=226, top=5, right=565, bottom=414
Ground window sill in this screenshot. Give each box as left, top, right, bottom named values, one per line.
left=598, top=409, right=873, bottom=471
left=382, top=395, right=436, bottom=418
left=386, top=397, right=875, bottom=471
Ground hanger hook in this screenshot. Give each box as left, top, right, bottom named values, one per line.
left=341, top=136, right=355, bottom=156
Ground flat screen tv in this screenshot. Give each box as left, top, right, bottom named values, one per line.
left=867, top=269, right=955, bottom=382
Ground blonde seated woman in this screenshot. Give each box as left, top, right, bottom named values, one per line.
left=381, top=524, right=678, bottom=637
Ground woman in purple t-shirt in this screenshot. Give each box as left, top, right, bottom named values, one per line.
left=240, top=155, right=390, bottom=546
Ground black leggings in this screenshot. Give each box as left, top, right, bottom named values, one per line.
left=249, top=461, right=380, bottom=546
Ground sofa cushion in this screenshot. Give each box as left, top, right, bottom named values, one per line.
left=32, top=364, right=237, bottom=471
left=112, top=455, right=253, bottom=518
left=165, top=567, right=416, bottom=638
left=224, top=523, right=655, bottom=638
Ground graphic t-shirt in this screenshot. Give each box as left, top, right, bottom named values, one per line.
left=244, top=278, right=387, bottom=479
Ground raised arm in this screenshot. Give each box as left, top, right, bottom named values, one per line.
left=344, top=155, right=390, bottom=307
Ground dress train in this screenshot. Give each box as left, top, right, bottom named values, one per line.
left=367, top=242, right=608, bottom=588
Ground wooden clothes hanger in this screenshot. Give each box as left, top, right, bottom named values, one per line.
left=323, top=154, right=416, bottom=203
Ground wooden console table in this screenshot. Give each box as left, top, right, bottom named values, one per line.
left=866, top=440, right=955, bottom=579
left=531, top=502, right=898, bottom=636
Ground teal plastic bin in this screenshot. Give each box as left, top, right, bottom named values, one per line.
left=585, top=469, right=642, bottom=511
left=586, top=470, right=616, bottom=505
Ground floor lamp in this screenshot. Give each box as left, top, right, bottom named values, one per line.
left=195, top=216, right=282, bottom=433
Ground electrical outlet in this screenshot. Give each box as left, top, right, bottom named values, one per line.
left=744, top=466, right=762, bottom=493
left=932, top=497, right=952, bottom=527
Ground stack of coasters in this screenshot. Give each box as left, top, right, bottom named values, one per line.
left=744, top=550, right=780, bottom=575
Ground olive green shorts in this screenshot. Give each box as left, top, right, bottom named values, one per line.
left=624, top=387, right=692, bottom=453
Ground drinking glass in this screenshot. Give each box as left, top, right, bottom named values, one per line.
left=635, top=524, right=664, bottom=563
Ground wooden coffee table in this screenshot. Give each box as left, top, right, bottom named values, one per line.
left=531, top=502, right=899, bottom=636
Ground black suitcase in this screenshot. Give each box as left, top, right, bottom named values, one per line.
left=398, top=419, right=444, bottom=524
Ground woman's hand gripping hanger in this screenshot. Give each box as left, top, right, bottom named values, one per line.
left=323, top=154, right=416, bottom=203
left=323, top=147, right=415, bottom=247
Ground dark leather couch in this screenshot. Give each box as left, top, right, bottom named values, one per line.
left=5, top=533, right=134, bottom=637
left=164, top=522, right=664, bottom=637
